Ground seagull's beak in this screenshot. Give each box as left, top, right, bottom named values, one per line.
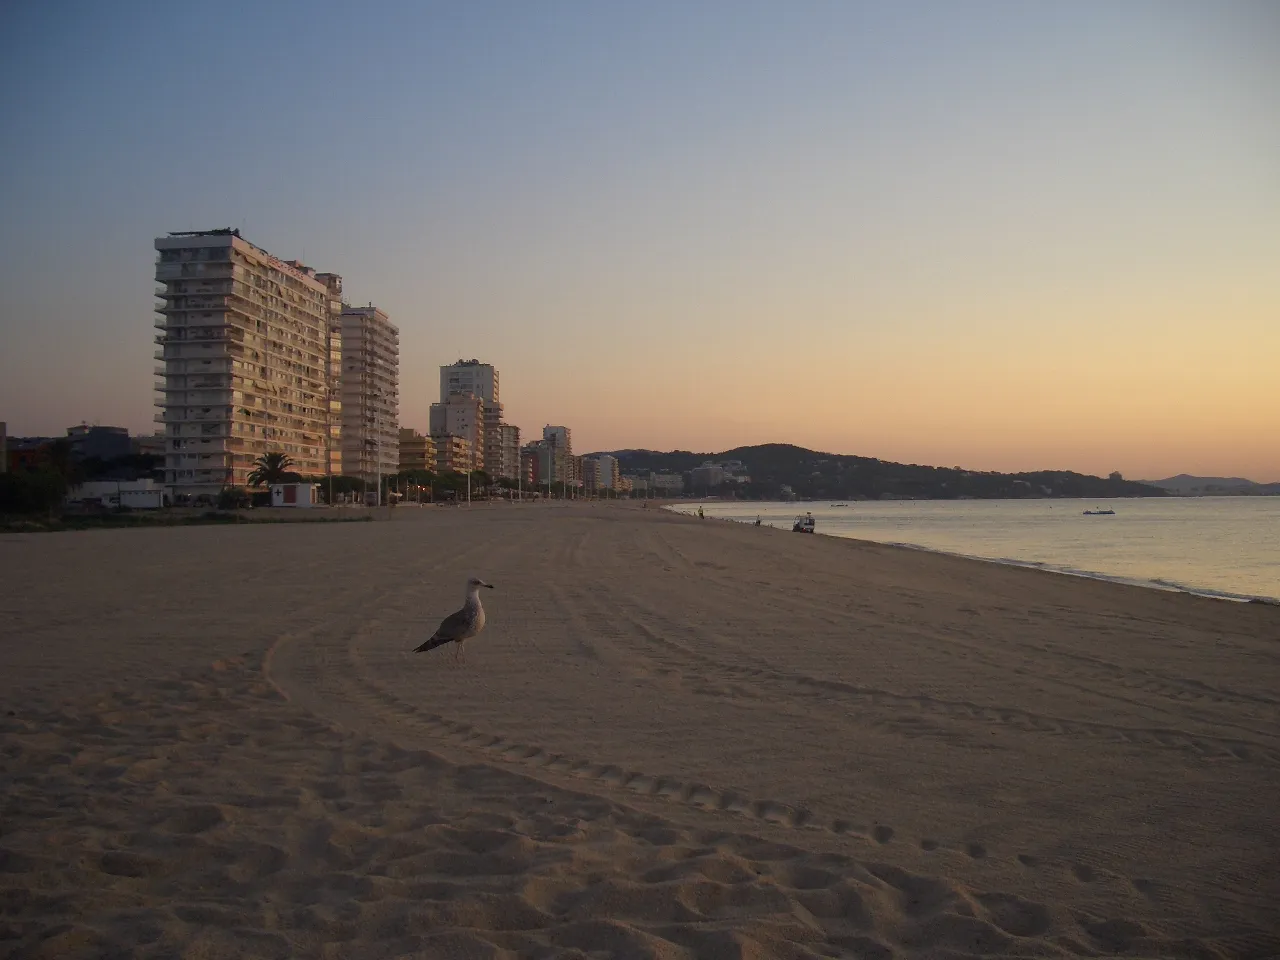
left=483, top=581, right=495, bottom=589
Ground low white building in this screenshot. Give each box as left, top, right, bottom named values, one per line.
left=66, top=479, right=167, bottom=509
left=270, top=483, right=319, bottom=508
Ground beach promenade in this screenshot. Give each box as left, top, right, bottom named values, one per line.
left=2, top=503, right=1277, bottom=958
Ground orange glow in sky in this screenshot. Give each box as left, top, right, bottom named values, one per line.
left=1, top=3, right=1276, bottom=480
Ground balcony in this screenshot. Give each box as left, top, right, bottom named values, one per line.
left=155, top=262, right=235, bottom=282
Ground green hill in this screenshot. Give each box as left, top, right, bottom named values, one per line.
left=596, top=444, right=1167, bottom=500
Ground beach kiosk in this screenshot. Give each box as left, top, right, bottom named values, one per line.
left=270, top=483, right=319, bottom=508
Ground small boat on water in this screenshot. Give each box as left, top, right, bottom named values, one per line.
left=793, top=513, right=816, bottom=533
left=1083, top=508, right=1116, bottom=516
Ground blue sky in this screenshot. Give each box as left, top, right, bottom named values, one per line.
left=2, top=1, right=1277, bottom=478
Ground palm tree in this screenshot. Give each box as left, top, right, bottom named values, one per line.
left=247, top=452, right=296, bottom=488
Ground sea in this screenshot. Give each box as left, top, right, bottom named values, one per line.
left=667, top=498, right=1280, bottom=604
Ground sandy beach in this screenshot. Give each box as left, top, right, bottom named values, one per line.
left=2, top=502, right=1277, bottom=959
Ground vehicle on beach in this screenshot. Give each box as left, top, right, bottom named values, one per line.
left=793, top=513, right=816, bottom=533
left=1083, top=508, right=1116, bottom=515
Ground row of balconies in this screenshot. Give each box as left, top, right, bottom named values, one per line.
left=155, top=262, right=236, bottom=281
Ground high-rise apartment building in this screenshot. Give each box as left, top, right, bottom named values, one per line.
left=440, top=359, right=498, bottom=406
left=440, top=360, right=509, bottom=478
left=153, top=229, right=340, bottom=499
left=337, top=305, right=399, bottom=482
left=429, top=393, right=484, bottom=472
left=525, top=426, right=575, bottom=487
left=482, top=403, right=505, bottom=478
left=498, top=424, right=521, bottom=481
left=584, top=454, right=620, bottom=491
left=543, top=425, right=571, bottom=451
left=319, top=274, right=344, bottom=476
left=543, top=425, right=573, bottom=485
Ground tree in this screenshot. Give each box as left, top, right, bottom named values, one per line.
left=247, top=452, right=297, bottom=488
left=0, top=469, right=67, bottom=515
left=217, top=486, right=251, bottom=509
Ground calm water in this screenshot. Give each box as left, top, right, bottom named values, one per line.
left=668, top=498, right=1280, bottom=603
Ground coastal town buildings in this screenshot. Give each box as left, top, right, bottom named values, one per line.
left=440, top=359, right=498, bottom=407
left=337, top=305, right=399, bottom=484
left=543, top=425, right=573, bottom=485
left=67, top=424, right=131, bottom=462
left=132, top=433, right=167, bottom=458
left=483, top=403, right=505, bottom=478
left=433, top=434, right=472, bottom=474
left=652, top=472, right=685, bottom=494
left=324, top=292, right=343, bottom=476
left=498, top=424, right=521, bottom=481
left=583, top=453, right=621, bottom=492
left=429, top=393, right=484, bottom=473
left=435, top=359, right=524, bottom=478
left=522, top=428, right=579, bottom=490
left=153, top=229, right=340, bottom=499
left=397, top=428, right=436, bottom=474
left=520, top=446, right=541, bottom=487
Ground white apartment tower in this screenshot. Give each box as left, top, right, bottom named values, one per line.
left=338, top=305, right=400, bottom=482
left=153, top=229, right=340, bottom=499
left=441, top=359, right=498, bottom=405
left=438, top=359, right=519, bottom=478
left=541, top=425, right=573, bottom=485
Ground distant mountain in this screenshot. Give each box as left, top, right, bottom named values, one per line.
left=1143, top=474, right=1280, bottom=496
left=588, top=443, right=1168, bottom=501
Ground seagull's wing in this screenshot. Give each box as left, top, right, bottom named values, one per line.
left=413, top=606, right=474, bottom=653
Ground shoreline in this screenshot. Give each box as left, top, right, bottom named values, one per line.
left=664, top=501, right=1280, bottom=606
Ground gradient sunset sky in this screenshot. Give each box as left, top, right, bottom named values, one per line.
left=1, top=1, right=1276, bottom=480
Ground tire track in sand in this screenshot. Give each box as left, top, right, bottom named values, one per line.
left=578, top=579, right=1280, bottom=768
left=644, top=524, right=1280, bottom=715
left=265, top=596, right=1177, bottom=902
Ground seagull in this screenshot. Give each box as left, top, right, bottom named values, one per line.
left=413, top=577, right=494, bottom=663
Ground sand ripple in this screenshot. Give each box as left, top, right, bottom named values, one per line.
left=5, top=654, right=1272, bottom=959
